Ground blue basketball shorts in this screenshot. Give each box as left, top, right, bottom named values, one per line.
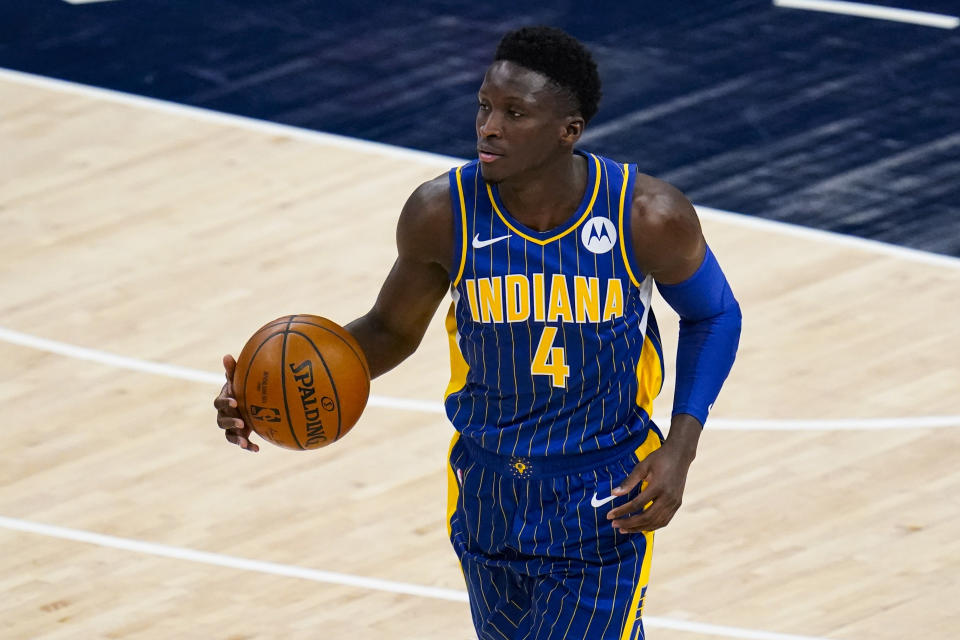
left=445, top=426, right=664, bottom=640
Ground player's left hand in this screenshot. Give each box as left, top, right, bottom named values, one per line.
left=215, top=354, right=260, bottom=452
left=606, top=434, right=696, bottom=533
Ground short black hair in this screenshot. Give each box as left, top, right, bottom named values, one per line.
left=494, top=26, right=602, bottom=123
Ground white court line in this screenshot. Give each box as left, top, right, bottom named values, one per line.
left=696, top=205, right=960, bottom=272
left=710, top=416, right=960, bottom=430
left=0, top=515, right=835, bottom=640
left=773, top=0, right=959, bottom=29
left=0, top=515, right=467, bottom=602
left=1, top=67, right=959, bottom=273
left=0, top=68, right=463, bottom=168
left=0, top=326, right=445, bottom=415
left=2, top=326, right=958, bottom=430
left=1, top=68, right=959, bottom=431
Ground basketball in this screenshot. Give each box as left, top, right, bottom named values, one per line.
left=233, top=315, right=370, bottom=450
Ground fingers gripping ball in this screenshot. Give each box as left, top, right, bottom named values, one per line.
left=233, top=315, right=370, bottom=450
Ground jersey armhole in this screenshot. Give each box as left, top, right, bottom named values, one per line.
left=448, top=164, right=469, bottom=286
left=616, top=163, right=644, bottom=288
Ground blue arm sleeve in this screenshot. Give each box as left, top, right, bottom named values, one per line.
left=656, top=246, right=742, bottom=426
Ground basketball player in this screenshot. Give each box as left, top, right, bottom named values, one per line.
left=215, top=26, right=741, bottom=639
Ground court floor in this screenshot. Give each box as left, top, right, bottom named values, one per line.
left=1, top=71, right=959, bottom=640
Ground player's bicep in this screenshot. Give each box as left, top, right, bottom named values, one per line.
left=369, top=176, right=453, bottom=341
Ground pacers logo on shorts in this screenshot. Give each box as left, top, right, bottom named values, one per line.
left=508, top=457, right=533, bottom=479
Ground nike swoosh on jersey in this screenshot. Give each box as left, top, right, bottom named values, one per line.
left=590, top=492, right=616, bottom=508
left=472, top=233, right=512, bottom=249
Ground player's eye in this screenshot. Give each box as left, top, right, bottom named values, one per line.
left=478, top=101, right=490, bottom=111
left=508, top=110, right=523, bottom=118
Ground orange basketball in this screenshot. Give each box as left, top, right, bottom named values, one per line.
left=233, top=315, right=370, bottom=450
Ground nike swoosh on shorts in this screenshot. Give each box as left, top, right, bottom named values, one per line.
left=590, top=492, right=616, bottom=508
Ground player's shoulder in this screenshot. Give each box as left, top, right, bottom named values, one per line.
left=397, top=172, right=455, bottom=269
left=629, top=172, right=698, bottom=230
left=401, top=172, right=453, bottom=225
left=627, top=172, right=704, bottom=275
left=409, top=172, right=452, bottom=206
left=586, top=151, right=696, bottom=227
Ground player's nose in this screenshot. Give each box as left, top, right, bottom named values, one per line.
left=478, top=111, right=503, bottom=138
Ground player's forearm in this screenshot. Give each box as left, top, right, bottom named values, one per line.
left=671, top=307, right=741, bottom=423
left=658, top=245, right=742, bottom=426
left=345, top=312, right=423, bottom=380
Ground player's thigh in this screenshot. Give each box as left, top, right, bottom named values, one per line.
left=528, top=533, right=652, bottom=640
left=448, top=436, right=533, bottom=639
left=459, top=557, right=534, bottom=640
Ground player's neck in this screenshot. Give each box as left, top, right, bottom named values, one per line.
left=497, top=153, right=587, bottom=232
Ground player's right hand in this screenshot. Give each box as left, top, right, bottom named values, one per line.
left=214, top=354, right=259, bottom=452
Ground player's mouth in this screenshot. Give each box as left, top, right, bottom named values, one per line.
left=477, top=146, right=504, bottom=163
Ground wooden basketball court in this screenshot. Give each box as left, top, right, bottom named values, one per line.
left=2, top=71, right=959, bottom=640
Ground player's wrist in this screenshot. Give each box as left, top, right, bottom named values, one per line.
left=663, top=414, right=701, bottom=465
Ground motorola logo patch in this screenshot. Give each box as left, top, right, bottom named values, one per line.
left=581, top=217, right=617, bottom=254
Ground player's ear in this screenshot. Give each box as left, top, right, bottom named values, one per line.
left=561, top=115, right=584, bottom=146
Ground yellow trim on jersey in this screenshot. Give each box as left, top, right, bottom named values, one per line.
left=634, top=335, right=663, bottom=416
left=620, top=429, right=662, bottom=640
left=485, top=153, right=602, bottom=246
left=617, top=163, right=642, bottom=287
left=445, top=432, right=461, bottom=537
left=452, top=165, right=469, bottom=286
left=444, top=302, right=470, bottom=399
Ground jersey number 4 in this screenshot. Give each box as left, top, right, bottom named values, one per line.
left=532, top=326, right=569, bottom=388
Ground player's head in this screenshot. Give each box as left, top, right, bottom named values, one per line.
left=477, top=26, right=602, bottom=183
left=496, top=27, right=602, bottom=124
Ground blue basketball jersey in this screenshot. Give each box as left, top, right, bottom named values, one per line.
left=444, top=151, right=664, bottom=457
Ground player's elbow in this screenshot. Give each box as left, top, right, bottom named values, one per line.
left=721, top=299, right=742, bottom=360
left=726, top=297, right=743, bottom=335
left=346, top=309, right=424, bottom=378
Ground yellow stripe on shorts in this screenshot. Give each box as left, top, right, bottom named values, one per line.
left=619, top=428, right=661, bottom=640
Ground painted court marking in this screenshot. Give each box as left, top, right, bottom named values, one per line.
left=2, top=67, right=958, bottom=273
left=0, top=515, right=835, bottom=640
left=1, top=326, right=957, bottom=430
left=0, top=64, right=954, bottom=640
left=773, top=0, right=959, bottom=29
left=1, top=74, right=957, bottom=432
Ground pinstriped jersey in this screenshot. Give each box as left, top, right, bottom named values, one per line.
left=444, top=151, right=664, bottom=457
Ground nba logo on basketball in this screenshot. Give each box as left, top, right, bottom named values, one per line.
left=581, top=218, right=616, bottom=254
left=250, top=405, right=281, bottom=422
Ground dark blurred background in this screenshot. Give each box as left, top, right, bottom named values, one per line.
left=3, top=0, right=958, bottom=255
